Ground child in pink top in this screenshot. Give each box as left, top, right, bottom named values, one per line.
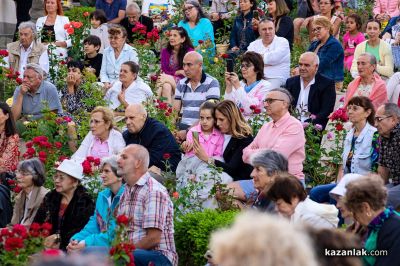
left=182, top=101, right=224, bottom=160
left=343, top=14, right=365, bottom=71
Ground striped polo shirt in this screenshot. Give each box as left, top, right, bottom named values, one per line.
left=175, top=72, right=220, bottom=126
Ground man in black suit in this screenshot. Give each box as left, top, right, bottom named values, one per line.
left=285, top=52, right=336, bottom=130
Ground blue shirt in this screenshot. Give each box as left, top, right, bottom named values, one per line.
left=95, top=0, right=127, bottom=21
left=178, top=18, right=215, bottom=55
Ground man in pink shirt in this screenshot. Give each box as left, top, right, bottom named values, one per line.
left=242, top=88, right=306, bottom=181
left=228, top=88, right=306, bottom=202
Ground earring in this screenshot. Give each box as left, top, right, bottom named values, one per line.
left=366, top=212, right=372, bottom=217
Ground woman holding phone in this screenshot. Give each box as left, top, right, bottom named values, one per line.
left=224, top=52, right=272, bottom=118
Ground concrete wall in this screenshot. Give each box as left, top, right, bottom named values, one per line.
left=0, top=0, right=17, bottom=35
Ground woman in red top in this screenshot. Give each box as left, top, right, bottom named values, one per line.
left=0, top=102, right=19, bottom=174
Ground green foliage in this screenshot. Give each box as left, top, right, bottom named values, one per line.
left=175, top=209, right=239, bottom=266
left=48, top=44, right=68, bottom=90
left=343, top=70, right=353, bottom=91
left=64, top=6, right=96, bottom=22
left=291, top=28, right=310, bottom=69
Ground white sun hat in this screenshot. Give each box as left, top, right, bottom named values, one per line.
left=329, top=173, right=363, bottom=198
left=56, top=159, right=84, bottom=181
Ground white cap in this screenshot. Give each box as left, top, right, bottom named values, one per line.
left=56, top=159, right=84, bottom=181
left=329, top=173, right=363, bottom=197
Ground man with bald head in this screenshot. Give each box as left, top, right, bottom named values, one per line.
left=173, top=51, right=220, bottom=141
left=123, top=104, right=181, bottom=172
left=117, top=144, right=177, bottom=266
left=120, top=3, right=153, bottom=44
left=285, top=52, right=336, bottom=129
left=243, top=88, right=306, bottom=181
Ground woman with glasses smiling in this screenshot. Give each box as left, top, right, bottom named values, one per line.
left=11, top=158, right=49, bottom=227
left=71, top=106, right=125, bottom=163
left=178, top=0, right=215, bottom=55
left=224, top=52, right=272, bottom=118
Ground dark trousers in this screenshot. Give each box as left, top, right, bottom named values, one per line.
left=13, top=0, right=33, bottom=41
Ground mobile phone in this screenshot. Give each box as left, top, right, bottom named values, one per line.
left=226, top=58, right=234, bottom=73
left=192, top=131, right=199, bottom=142
left=253, top=10, right=259, bottom=20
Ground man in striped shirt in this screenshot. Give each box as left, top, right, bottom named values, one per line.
left=117, top=144, right=177, bottom=266
left=173, top=51, right=220, bottom=142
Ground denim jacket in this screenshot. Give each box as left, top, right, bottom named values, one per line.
left=229, top=12, right=259, bottom=51
left=342, top=123, right=377, bottom=175
left=71, top=185, right=125, bottom=246
left=308, top=35, right=344, bottom=82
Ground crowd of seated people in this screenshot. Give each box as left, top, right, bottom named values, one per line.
left=4, top=0, right=400, bottom=264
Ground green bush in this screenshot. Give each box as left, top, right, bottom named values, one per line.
left=175, top=209, right=239, bottom=266
left=64, top=6, right=95, bottom=22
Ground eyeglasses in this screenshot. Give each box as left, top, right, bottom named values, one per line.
left=263, top=98, right=286, bottom=104
left=346, top=105, right=362, bottom=111
left=184, top=6, right=195, bottom=12
left=15, top=170, right=33, bottom=176
left=90, top=119, right=104, bottom=125
left=241, top=63, right=253, bottom=69
left=182, top=62, right=194, bottom=67
left=108, top=36, right=123, bottom=40
left=374, top=115, right=392, bottom=122
left=312, top=26, right=323, bottom=33
left=53, top=175, right=66, bottom=181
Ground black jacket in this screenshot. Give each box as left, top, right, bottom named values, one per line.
left=275, top=15, right=294, bottom=51
left=375, top=214, right=400, bottom=266
left=285, top=73, right=336, bottom=130
left=33, top=185, right=94, bottom=250
left=215, top=135, right=254, bottom=181
left=123, top=117, right=182, bottom=172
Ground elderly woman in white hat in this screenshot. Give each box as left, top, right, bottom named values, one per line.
left=33, top=159, right=95, bottom=251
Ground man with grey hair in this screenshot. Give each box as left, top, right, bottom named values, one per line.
left=120, top=3, right=154, bottom=44
left=12, top=63, right=62, bottom=121
left=6, top=21, right=49, bottom=78
left=116, top=144, right=177, bottom=266
left=243, top=88, right=305, bottom=180
left=285, top=51, right=336, bottom=129
left=173, top=51, right=220, bottom=141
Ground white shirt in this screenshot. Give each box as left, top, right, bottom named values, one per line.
left=297, top=77, right=315, bottom=122
left=247, top=36, right=291, bottom=82
left=223, top=134, right=232, bottom=152
left=105, top=77, right=153, bottom=110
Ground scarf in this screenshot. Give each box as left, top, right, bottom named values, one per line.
left=244, top=80, right=260, bottom=93
left=363, top=207, right=398, bottom=266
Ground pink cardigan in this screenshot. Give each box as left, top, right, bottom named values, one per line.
left=344, top=73, right=388, bottom=110
left=373, top=0, right=400, bottom=18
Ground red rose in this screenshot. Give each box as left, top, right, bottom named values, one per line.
left=16, top=78, right=22, bottom=84
left=83, top=11, right=90, bottom=17
left=93, top=158, right=101, bottom=166
left=4, top=237, right=24, bottom=251
left=39, top=157, right=46, bottom=163
left=64, top=116, right=72, bottom=122
left=12, top=224, right=27, bottom=238
left=29, top=230, right=40, bottom=237
left=109, top=247, right=116, bottom=255
left=116, top=214, right=129, bottom=225
left=198, top=40, right=204, bottom=44
left=38, top=151, right=47, bottom=158
left=82, top=162, right=92, bottom=175
left=221, top=53, right=229, bottom=59
left=41, top=222, right=52, bottom=231
left=165, top=112, right=170, bottom=116
left=30, top=223, right=41, bottom=232
left=249, top=105, right=256, bottom=110
left=54, top=142, right=62, bottom=149
left=335, top=123, right=344, bottom=131
left=26, top=147, right=36, bottom=156
left=64, top=24, right=71, bottom=30
left=163, top=153, right=171, bottom=160
left=86, top=156, right=95, bottom=162
left=253, top=108, right=261, bottom=114
left=13, top=185, right=22, bottom=193
left=25, top=141, right=33, bottom=148
left=66, top=27, right=74, bottom=35
left=0, top=49, right=9, bottom=57
left=7, top=179, right=16, bottom=186
left=150, top=75, right=158, bottom=82
left=42, top=249, right=63, bottom=257
left=172, top=191, right=179, bottom=199
left=138, top=39, right=147, bottom=45
left=239, top=107, right=245, bottom=113
left=167, top=107, right=173, bottom=113
left=0, top=228, right=10, bottom=237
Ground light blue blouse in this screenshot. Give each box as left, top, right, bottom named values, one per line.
left=100, top=43, right=138, bottom=83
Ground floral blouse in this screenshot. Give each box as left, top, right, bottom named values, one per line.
left=0, top=132, right=20, bottom=173
left=60, top=86, right=92, bottom=115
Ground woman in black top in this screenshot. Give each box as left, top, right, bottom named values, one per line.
left=266, top=0, right=294, bottom=50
